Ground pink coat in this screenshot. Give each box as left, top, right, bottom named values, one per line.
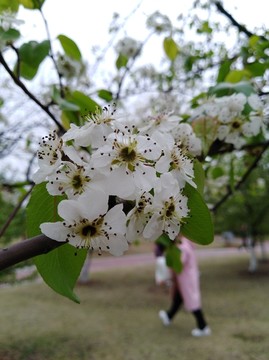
left=174, top=237, right=201, bottom=312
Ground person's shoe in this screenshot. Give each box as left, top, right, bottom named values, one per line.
left=191, top=326, right=211, bottom=337
left=158, top=310, right=171, bottom=326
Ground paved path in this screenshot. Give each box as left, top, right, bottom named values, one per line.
left=90, top=246, right=253, bottom=273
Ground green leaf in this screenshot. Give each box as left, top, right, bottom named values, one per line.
left=61, top=110, right=80, bottom=129
left=15, top=40, right=50, bottom=79
left=98, top=89, right=113, bottom=102
left=248, top=35, right=260, bottom=49
left=217, top=59, right=233, bottom=83
left=197, top=21, right=213, bottom=34
left=58, top=99, right=80, bottom=112
left=155, top=233, right=171, bottom=248
left=67, top=90, right=100, bottom=115
left=51, top=86, right=80, bottom=112
left=59, top=91, right=101, bottom=128
left=0, top=0, right=19, bottom=12
left=225, top=69, right=251, bottom=83
left=19, top=0, right=45, bottom=9
left=245, top=62, right=267, bottom=77
left=57, top=34, right=82, bottom=61
left=26, top=183, right=86, bottom=302
left=193, top=159, right=205, bottom=195
left=208, top=81, right=255, bottom=97
left=0, top=27, right=20, bottom=42
left=163, top=37, right=178, bottom=61
left=34, top=244, right=87, bottom=303
left=26, top=183, right=62, bottom=237
left=211, top=166, right=224, bottom=179
left=181, top=183, right=214, bottom=245
left=19, top=40, right=50, bottom=67
left=165, top=244, right=182, bottom=273
left=116, top=54, right=128, bottom=69
left=190, top=92, right=207, bottom=108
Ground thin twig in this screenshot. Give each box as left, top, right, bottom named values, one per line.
left=214, top=1, right=267, bottom=41
left=38, top=7, right=64, bottom=96
left=212, top=144, right=269, bottom=213
left=0, top=52, right=65, bottom=133
left=0, top=185, right=34, bottom=239
left=26, top=153, right=37, bottom=183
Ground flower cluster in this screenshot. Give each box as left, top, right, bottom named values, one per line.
left=192, top=93, right=269, bottom=149
left=115, top=37, right=141, bottom=59
left=146, top=11, right=172, bottom=33
left=34, top=106, right=201, bottom=256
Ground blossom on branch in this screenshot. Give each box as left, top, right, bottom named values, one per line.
left=32, top=106, right=202, bottom=255
left=143, top=173, right=189, bottom=241
left=192, top=92, right=268, bottom=150
left=40, top=190, right=128, bottom=256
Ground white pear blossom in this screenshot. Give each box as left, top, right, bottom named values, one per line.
left=91, top=128, right=162, bottom=198
left=146, top=11, right=172, bottom=33
left=46, top=161, right=106, bottom=198
left=139, top=112, right=181, bottom=135
left=126, top=192, right=153, bottom=242
left=193, top=93, right=262, bottom=149
left=62, top=105, right=117, bottom=148
left=33, top=106, right=209, bottom=257
left=172, top=123, right=202, bottom=156
left=32, top=130, right=63, bottom=183
left=216, top=93, right=247, bottom=123
left=115, top=37, right=141, bottom=58
left=217, top=116, right=247, bottom=148
left=153, top=131, right=196, bottom=188
left=143, top=173, right=189, bottom=241
left=243, top=94, right=269, bottom=136
left=40, top=190, right=128, bottom=256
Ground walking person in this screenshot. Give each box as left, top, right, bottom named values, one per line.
left=158, top=235, right=211, bottom=337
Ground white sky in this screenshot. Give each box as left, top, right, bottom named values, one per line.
left=18, top=0, right=268, bottom=61
left=16, top=0, right=268, bottom=85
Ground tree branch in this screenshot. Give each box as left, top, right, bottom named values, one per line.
left=38, top=7, right=64, bottom=96
left=214, top=1, right=267, bottom=41
left=0, top=185, right=34, bottom=238
left=214, top=1, right=254, bottom=38
left=0, top=234, right=64, bottom=271
left=212, top=143, right=269, bottom=213
left=0, top=51, right=65, bottom=133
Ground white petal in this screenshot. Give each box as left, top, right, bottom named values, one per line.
left=100, top=234, right=129, bottom=256
left=58, top=199, right=81, bottom=221
left=164, top=221, right=180, bottom=240
left=155, top=154, right=170, bottom=173
left=104, top=204, right=127, bottom=234
left=248, top=94, right=261, bottom=110
left=133, top=165, right=157, bottom=192
left=143, top=213, right=163, bottom=241
left=40, top=222, right=69, bottom=242
left=79, top=190, right=109, bottom=218
left=105, top=168, right=136, bottom=198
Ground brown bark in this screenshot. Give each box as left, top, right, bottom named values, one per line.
left=0, top=234, right=64, bottom=271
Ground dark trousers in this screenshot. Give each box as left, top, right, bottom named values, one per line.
left=167, top=288, right=207, bottom=330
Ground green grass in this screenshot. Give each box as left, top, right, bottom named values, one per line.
left=0, top=255, right=269, bottom=360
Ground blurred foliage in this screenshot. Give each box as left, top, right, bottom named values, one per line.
left=0, top=187, right=26, bottom=245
